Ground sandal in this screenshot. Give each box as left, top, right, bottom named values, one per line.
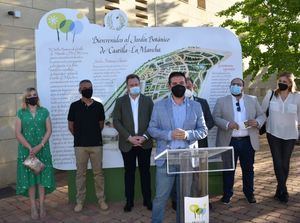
left=31, top=206, right=39, bottom=220
left=40, top=205, right=46, bottom=218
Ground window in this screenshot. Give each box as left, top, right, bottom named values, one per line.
left=105, top=0, right=120, bottom=11
left=135, top=0, right=148, bottom=26
left=197, top=0, right=206, bottom=9
left=106, top=0, right=119, bottom=3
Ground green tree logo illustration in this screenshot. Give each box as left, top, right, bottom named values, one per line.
left=59, top=19, right=74, bottom=41
left=189, top=203, right=207, bottom=221
left=47, top=12, right=84, bottom=42
left=47, top=13, right=66, bottom=42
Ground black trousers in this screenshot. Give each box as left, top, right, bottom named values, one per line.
left=223, top=136, right=255, bottom=198
left=121, top=147, right=152, bottom=205
left=267, top=133, right=295, bottom=193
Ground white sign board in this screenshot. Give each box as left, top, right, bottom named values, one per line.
left=35, top=8, right=242, bottom=170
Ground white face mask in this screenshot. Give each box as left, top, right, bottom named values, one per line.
left=185, top=89, right=194, bottom=98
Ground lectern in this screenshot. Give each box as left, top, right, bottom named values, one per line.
left=155, top=147, right=234, bottom=223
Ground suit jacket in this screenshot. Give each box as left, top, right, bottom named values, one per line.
left=148, top=97, right=208, bottom=166
left=193, top=96, right=214, bottom=130
left=113, top=94, right=153, bottom=152
left=193, top=96, right=214, bottom=147
left=213, top=94, right=266, bottom=150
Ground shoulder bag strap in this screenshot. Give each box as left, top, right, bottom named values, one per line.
left=266, top=91, right=274, bottom=117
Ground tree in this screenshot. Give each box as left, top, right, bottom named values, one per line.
left=218, top=0, right=300, bottom=80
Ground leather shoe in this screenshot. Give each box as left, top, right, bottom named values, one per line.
left=143, top=200, right=152, bottom=210
left=123, top=203, right=133, bottom=212
left=220, top=196, right=231, bottom=204
left=246, top=195, right=256, bottom=203
left=145, top=202, right=152, bottom=210
left=274, top=190, right=289, bottom=203
left=274, top=191, right=280, bottom=201
left=279, top=192, right=289, bottom=203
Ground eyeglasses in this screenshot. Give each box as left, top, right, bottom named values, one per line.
left=236, top=102, right=241, bottom=112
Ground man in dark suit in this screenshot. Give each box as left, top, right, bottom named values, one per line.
left=186, top=77, right=214, bottom=147
left=113, top=74, right=154, bottom=212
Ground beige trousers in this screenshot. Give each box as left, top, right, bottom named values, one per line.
left=74, top=146, right=105, bottom=204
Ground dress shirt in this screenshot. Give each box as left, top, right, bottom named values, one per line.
left=231, top=95, right=249, bottom=137
left=129, top=94, right=140, bottom=134
left=168, top=96, right=188, bottom=149
left=262, top=90, right=300, bottom=140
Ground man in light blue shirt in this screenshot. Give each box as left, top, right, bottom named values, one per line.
left=169, top=95, right=187, bottom=149
left=148, top=72, right=208, bottom=223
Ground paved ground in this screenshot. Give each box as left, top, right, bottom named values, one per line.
left=0, top=137, right=299, bottom=223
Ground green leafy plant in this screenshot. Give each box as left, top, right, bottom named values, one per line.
left=218, top=0, right=300, bottom=80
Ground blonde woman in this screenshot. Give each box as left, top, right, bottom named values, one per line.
left=262, top=72, right=300, bottom=203
left=15, top=87, right=56, bottom=219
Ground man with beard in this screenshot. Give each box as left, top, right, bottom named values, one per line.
left=213, top=77, right=266, bottom=204
left=148, top=72, right=208, bottom=223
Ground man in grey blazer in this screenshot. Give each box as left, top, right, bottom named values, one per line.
left=148, top=72, right=208, bottom=223
left=213, top=77, right=266, bottom=204
left=113, top=74, right=153, bottom=212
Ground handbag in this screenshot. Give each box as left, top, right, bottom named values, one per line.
left=259, top=91, right=274, bottom=135
left=23, top=156, right=45, bottom=175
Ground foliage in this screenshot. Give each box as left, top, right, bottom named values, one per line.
left=218, top=0, right=300, bottom=80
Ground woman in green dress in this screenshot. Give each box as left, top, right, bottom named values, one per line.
left=15, top=87, right=56, bottom=220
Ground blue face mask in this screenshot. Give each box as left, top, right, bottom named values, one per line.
left=230, top=85, right=242, bottom=96
left=129, top=86, right=141, bottom=95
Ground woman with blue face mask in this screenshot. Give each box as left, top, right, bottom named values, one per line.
left=261, top=72, right=300, bottom=203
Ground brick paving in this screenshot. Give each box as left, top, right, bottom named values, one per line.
left=0, top=138, right=299, bottom=223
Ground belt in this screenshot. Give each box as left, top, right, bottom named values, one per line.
left=231, top=136, right=250, bottom=140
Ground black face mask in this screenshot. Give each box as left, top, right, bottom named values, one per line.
left=278, top=83, right=288, bottom=91
left=26, top=97, right=39, bottom=106
left=171, top=85, right=186, bottom=98
left=81, top=88, right=93, bottom=98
